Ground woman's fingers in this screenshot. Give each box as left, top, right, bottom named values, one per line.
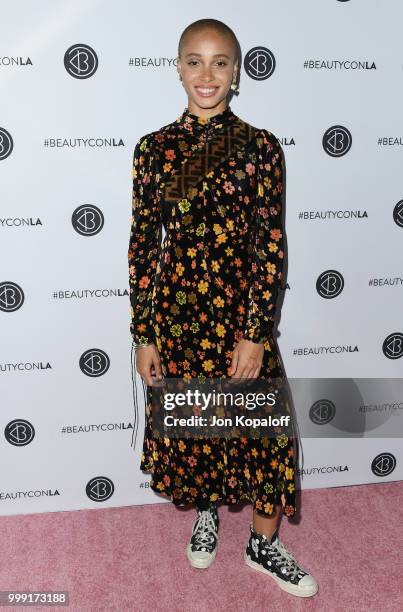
left=228, top=347, right=239, bottom=377
left=229, top=339, right=264, bottom=380
left=152, top=353, right=163, bottom=380
left=135, top=344, right=162, bottom=386
left=250, top=364, right=262, bottom=379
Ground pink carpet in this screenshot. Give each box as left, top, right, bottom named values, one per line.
left=1, top=481, right=402, bottom=611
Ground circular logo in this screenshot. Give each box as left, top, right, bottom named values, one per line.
left=393, top=200, right=403, bottom=228
left=79, top=349, right=110, bottom=376
left=371, top=452, right=396, bottom=477
left=5, top=419, right=35, bottom=446
left=382, top=333, right=403, bottom=359
left=316, top=270, right=344, bottom=298
left=244, top=47, right=276, bottom=80
left=309, top=399, right=336, bottom=425
left=0, top=127, right=14, bottom=160
left=72, top=205, right=104, bottom=236
left=86, top=476, right=114, bottom=502
left=323, top=125, right=352, bottom=157
left=64, top=44, right=98, bottom=79
left=0, top=282, right=25, bottom=312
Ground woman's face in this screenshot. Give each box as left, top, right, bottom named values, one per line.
left=177, top=29, right=237, bottom=115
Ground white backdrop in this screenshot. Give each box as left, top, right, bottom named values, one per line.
left=1, top=0, right=402, bottom=516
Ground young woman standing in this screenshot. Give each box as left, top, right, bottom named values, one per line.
left=128, top=18, right=318, bottom=598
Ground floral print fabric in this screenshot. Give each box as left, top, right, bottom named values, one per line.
left=128, top=105, right=297, bottom=517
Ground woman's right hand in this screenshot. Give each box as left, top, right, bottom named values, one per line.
left=135, top=344, right=164, bottom=386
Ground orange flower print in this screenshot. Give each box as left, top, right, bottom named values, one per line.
left=223, top=180, right=235, bottom=194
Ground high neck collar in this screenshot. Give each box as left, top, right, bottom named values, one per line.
left=176, top=104, right=237, bottom=134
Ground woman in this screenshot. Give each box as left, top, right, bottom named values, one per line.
left=128, top=18, right=318, bottom=598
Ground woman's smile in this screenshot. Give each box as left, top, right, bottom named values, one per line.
left=194, top=85, right=219, bottom=97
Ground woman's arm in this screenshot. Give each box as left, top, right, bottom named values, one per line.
left=128, top=134, right=162, bottom=347
left=244, top=130, right=285, bottom=345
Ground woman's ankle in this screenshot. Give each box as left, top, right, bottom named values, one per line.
left=252, top=505, right=281, bottom=540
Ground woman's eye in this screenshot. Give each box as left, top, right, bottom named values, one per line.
left=187, top=60, right=227, bottom=67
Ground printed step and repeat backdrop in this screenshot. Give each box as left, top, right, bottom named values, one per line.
left=1, top=0, right=402, bottom=516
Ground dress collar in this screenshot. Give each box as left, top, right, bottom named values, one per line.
left=176, top=104, right=237, bottom=134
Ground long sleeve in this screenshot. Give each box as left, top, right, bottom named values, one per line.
left=244, top=130, right=285, bottom=344
left=128, top=134, right=162, bottom=346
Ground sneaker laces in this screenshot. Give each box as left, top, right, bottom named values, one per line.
left=191, top=508, right=218, bottom=552
left=264, top=536, right=306, bottom=581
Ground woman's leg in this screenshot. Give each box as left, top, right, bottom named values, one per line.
left=252, top=504, right=281, bottom=538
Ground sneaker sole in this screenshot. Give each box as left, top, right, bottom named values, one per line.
left=187, top=543, right=217, bottom=569
left=244, top=551, right=318, bottom=598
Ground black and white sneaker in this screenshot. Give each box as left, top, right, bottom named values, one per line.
left=244, top=524, right=318, bottom=597
left=186, top=504, right=219, bottom=569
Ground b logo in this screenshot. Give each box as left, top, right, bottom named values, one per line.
left=64, top=44, right=98, bottom=79
left=382, top=333, right=403, bottom=360
left=79, top=349, right=110, bottom=376
left=72, top=205, right=104, bottom=236
left=316, top=270, right=344, bottom=298
left=86, top=477, right=114, bottom=501
left=371, top=453, right=396, bottom=477
left=244, top=47, right=276, bottom=81
left=0, top=127, right=13, bottom=160
left=5, top=419, right=35, bottom=446
left=309, top=400, right=336, bottom=425
left=323, top=125, right=352, bottom=157
left=0, top=282, right=24, bottom=312
left=393, top=200, right=403, bottom=228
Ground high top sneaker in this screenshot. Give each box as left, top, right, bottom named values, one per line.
left=244, top=524, right=318, bottom=597
left=186, top=504, right=219, bottom=569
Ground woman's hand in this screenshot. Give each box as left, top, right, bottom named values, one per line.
left=135, top=344, right=163, bottom=386
left=227, top=339, right=264, bottom=380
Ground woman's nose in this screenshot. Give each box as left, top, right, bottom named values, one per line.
left=200, top=67, right=213, bottom=81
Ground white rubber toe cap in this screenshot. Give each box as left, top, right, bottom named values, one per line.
left=186, top=544, right=216, bottom=569
left=298, top=573, right=319, bottom=595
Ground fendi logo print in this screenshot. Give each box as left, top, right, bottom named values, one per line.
left=162, top=121, right=258, bottom=203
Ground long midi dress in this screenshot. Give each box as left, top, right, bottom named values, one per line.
left=128, top=104, right=297, bottom=518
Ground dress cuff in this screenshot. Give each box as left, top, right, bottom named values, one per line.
left=243, top=319, right=274, bottom=345
left=131, top=333, right=155, bottom=348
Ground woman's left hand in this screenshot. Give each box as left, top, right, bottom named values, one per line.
left=227, top=339, right=264, bottom=380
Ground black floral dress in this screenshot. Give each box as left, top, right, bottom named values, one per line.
left=128, top=105, right=297, bottom=518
